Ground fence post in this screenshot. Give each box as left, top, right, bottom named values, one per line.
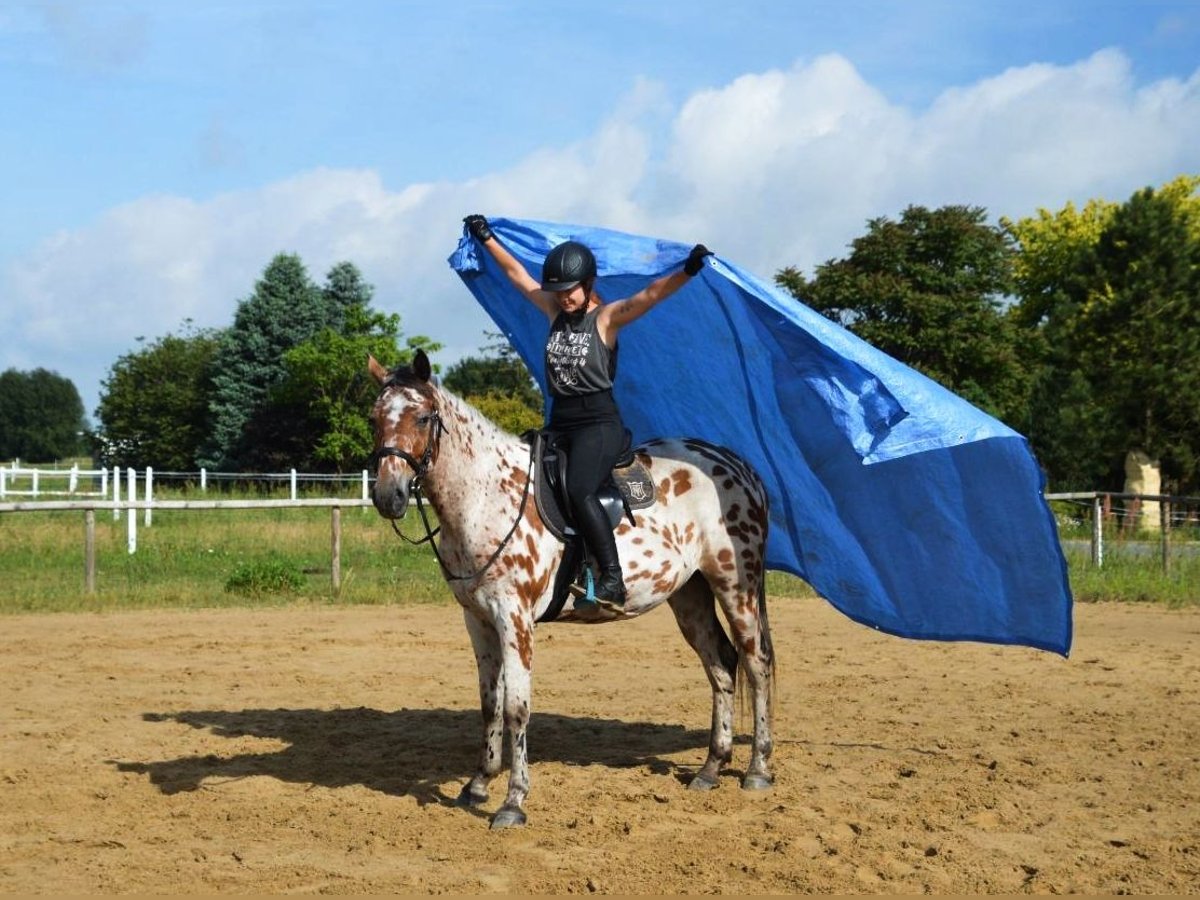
left=127, top=467, right=137, bottom=554
left=0, top=467, right=5, bottom=498
left=31, top=468, right=39, bottom=498
left=290, top=469, right=298, bottom=501
left=84, top=508, right=96, bottom=594
left=69, top=464, right=79, bottom=493
left=113, top=466, right=121, bottom=521
left=201, top=468, right=207, bottom=492
left=100, top=467, right=107, bottom=498
left=362, top=469, right=369, bottom=504
left=331, top=506, right=342, bottom=595
left=145, top=467, right=153, bottom=526
left=1161, top=499, right=1171, bottom=575
left=1091, top=494, right=1103, bottom=568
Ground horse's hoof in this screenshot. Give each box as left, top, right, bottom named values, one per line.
left=741, top=773, right=774, bottom=791
left=688, top=772, right=719, bottom=792
left=456, top=784, right=488, bottom=808
left=489, top=805, right=527, bottom=829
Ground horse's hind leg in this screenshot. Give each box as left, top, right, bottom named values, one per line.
left=715, top=580, right=775, bottom=790
left=668, top=574, right=738, bottom=790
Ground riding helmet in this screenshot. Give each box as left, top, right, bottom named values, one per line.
left=540, top=241, right=597, bottom=292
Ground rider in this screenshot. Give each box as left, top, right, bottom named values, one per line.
left=463, top=214, right=712, bottom=611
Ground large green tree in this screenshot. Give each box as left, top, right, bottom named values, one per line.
left=1006, top=176, right=1200, bottom=492
left=777, top=204, right=1032, bottom=425
left=93, top=324, right=221, bottom=469
left=0, top=368, right=86, bottom=462
left=277, top=304, right=441, bottom=471
left=199, top=253, right=333, bottom=470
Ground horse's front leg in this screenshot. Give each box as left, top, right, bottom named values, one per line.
left=457, top=609, right=504, bottom=810
left=489, top=608, right=535, bottom=829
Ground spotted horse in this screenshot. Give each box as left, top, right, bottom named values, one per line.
left=369, top=350, right=775, bottom=829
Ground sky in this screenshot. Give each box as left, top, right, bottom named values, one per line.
left=1, top=1, right=1198, bottom=424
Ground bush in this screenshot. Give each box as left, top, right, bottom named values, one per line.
left=224, top=557, right=305, bottom=596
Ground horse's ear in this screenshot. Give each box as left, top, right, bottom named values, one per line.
left=413, top=349, right=432, bottom=383
left=368, top=354, right=389, bottom=385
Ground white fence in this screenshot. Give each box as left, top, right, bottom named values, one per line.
left=0, top=461, right=372, bottom=507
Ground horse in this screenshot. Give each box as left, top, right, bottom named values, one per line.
left=368, top=349, right=776, bottom=829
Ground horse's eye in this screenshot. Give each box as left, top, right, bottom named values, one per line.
left=416, top=413, right=431, bottom=428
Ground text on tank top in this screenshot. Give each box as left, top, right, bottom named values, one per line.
left=545, top=308, right=619, bottom=398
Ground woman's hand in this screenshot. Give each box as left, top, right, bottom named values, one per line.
left=684, top=244, right=713, bottom=276
left=464, top=214, right=494, bottom=243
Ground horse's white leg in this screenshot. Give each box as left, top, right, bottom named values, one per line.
left=488, top=609, right=534, bottom=829
left=668, top=574, right=738, bottom=790
left=458, top=609, right=504, bottom=809
left=715, top=581, right=775, bottom=790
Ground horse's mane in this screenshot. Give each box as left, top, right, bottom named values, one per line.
left=383, top=362, right=528, bottom=449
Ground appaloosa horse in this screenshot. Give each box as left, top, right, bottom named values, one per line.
left=369, top=350, right=775, bottom=829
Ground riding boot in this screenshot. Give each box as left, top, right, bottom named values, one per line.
left=574, top=494, right=626, bottom=610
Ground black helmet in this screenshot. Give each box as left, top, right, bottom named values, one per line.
left=540, top=241, right=597, bottom=292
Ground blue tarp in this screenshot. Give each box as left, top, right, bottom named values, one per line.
left=449, top=218, right=1073, bottom=655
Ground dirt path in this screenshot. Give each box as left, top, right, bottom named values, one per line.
left=2, top=597, right=1198, bottom=894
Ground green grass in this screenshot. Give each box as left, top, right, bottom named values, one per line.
left=0, top=492, right=1195, bottom=613
left=0, top=503, right=451, bottom=614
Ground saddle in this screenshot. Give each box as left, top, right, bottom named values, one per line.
left=525, top=429, right=657, bottom=623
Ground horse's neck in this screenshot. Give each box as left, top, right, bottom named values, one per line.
left=423, top=388, right=529, bottom=533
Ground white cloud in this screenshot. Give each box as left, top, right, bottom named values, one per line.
left=3, top=49, right=1198, bottom=420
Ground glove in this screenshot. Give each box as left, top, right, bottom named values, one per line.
left=463, top=214, right=494, bottom=243
left=683, top=244, right=713, bottom=276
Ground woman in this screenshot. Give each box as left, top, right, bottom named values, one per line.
left=463, top=214, right=712, bottom=611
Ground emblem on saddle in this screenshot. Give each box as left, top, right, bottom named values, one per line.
left=529, top=429, right=655, bottom=544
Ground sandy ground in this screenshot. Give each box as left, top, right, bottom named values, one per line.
left=1, top=596, right=1198, bottom=895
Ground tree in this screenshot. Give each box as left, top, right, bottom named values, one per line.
left=777, top=205, right=1032, bottom=425
left=322, top=261, right=374, bottom=333
left=443, top=331, right=544, bottom=431
left=1071, top=185, right=1200, bottom=490
left=199, top=253, right=331, bottom=470
left=93, top=323, right=221, bottom=469
left=0, top=368, right=86, bottom=462
left=1006, top=177, right=1200, bottom=492
left=277, top=305, right=441, bottom=471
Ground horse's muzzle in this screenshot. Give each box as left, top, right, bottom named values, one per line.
left=371, top=472, right=411, bottom=520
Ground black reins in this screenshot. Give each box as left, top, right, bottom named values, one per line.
left=371, top=409, right=535, bottom=583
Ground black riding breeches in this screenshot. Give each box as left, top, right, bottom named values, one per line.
left=547, top=390, right=626, bottom=522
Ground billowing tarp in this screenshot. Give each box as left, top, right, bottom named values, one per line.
left=449, top=218, right=1073, bottom=655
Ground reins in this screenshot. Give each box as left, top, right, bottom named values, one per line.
left=372, top=408, right=536, bottom=583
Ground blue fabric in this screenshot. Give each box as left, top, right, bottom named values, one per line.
left=448, top=218, right=1073, bottom=655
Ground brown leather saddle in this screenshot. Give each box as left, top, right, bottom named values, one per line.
left=525, top=429, right=656, bottom=622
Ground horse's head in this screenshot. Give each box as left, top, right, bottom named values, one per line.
left=368, top=349, right=443, bottom=519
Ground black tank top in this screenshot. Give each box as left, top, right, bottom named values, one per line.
left=545, top=308, right=618, bottom=398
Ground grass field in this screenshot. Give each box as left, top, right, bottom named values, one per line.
left=1, top=494, right=1196, bottom=614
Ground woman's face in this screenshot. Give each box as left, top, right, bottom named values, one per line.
left=555, top=283, right=589, bottom=314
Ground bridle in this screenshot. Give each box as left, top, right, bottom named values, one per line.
left=368, top=409, right=446, bottom=489
left=370, top=399, right=534, bottom=583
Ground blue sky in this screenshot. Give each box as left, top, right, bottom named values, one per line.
left=1, top=0, right=1198, bottom=422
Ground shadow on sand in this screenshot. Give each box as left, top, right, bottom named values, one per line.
left=114, top=706, right=716, bottom=808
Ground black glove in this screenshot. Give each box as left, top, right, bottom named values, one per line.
left=463, top=214, right=494, bottom=243
left=684, top=244, right=713, bottom=276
